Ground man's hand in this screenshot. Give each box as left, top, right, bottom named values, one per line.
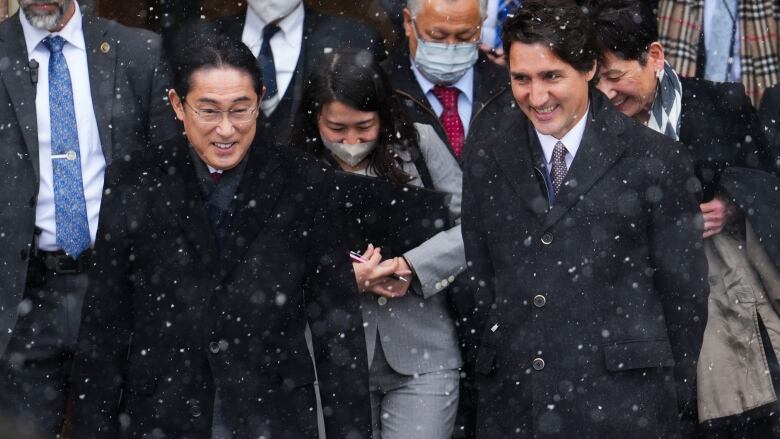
left=700, top=196, right=736, bottom=239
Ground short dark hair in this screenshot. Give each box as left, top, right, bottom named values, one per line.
left=171, top=32, right=263, bottom=99
left=299, top=49, right=419, bottom=184
left=501, top=0, right=597, bottom=73
left=588, top=0, right=658, bottom=64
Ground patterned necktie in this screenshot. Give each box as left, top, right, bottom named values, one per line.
left=432, top=85, right=465, bottom=157
left=550, top=141, right=568, bottom=195
left=704, top=0, right=738, bottom=82
left=43, top=36, right=90, bottom=258
left=259, top=24, right=281, bottom=101
left=495, top=0, right=523, bottom=48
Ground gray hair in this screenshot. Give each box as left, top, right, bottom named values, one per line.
left=406, top=0, right=488, bottom=19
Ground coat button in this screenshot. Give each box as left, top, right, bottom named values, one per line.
left=533, top=294, right=546, bottom=307
left=532, top=357, right=545, bottom=371
left=190, top=403, right=202, bottom=417
left=377, top=297, right=387, bottom=306
left=540, top=232, right=553, bottom=245
left=208, top=341, right=220, bottom=354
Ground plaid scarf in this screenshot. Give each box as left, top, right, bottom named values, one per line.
left=658, top=0, right=780, bottom=105
left=648, top=62, right=683, bottom=141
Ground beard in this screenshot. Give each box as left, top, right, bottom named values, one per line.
left=21, top=0, right=72, bottom=31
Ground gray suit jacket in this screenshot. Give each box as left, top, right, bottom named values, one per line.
left=0, top=12, right=178, bottom=357
left=361, top=123, right=464, bottom=375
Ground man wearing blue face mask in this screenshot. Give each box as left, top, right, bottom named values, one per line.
left=381, top=0, right=513, bottom=162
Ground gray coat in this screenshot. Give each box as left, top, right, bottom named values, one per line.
left=361, top=123, right=465, bottom=375
left=0, top=13, right=178, bottom=357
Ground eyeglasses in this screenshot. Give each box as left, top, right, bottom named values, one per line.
left=183, top=101, right=259, bottom=124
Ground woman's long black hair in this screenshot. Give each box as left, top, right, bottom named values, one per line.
left=297, top=49, right=421, bottom=184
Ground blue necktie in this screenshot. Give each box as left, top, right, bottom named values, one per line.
left=495, top=0, right=523, bottom=48
left=259, top=24, right=281, bottom=101
left=43, top=36, right=90, bottom=258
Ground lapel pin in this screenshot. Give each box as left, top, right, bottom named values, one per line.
left=100, top=42, right=110, bottom=53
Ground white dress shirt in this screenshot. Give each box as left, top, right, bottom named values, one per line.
left=241, top=2, right=303, bottom=102
left=535, top=105, right=589, bottom=179
left=411, top=61, right=475, bottom=135
left=21, top=1, right=106, bottom=251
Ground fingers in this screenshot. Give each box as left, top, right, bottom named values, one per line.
left=370, top=277, right=411, bottom=298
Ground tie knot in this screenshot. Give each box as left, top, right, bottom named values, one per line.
left=210, top=172, right=222, bottom=183
left=553, top=140, right=567, bottom=156
left=432, top=86, right=460, bottom=110
left=42, top=35, right=66, bottom=54
left=262, top=24, right=281, bottom=41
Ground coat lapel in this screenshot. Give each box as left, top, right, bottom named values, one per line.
left=492, top=111, right=550, bottom=225
left=542, top=92, right=628, bottom=230
left=82, top=17, right=117, bottom=162
left=156, top=138, right=220, bottom=269
left=216, top=144, right=284, bottom=281
left=0, top=16, right=41, bottom=179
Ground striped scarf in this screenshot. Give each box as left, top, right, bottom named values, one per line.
left=648, top=61, right=683, bottom=141
left=657, top=0, right=780, bottom=105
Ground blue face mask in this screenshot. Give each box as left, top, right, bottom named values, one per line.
left=411, top=19, right=479, bottom=85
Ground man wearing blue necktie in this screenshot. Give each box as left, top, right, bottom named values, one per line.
left=0, top=0, right=178, bottom=436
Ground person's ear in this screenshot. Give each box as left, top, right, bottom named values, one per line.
left=648, top=42, right=665, bottom=71
left=169, top=89, right=185, bottom=121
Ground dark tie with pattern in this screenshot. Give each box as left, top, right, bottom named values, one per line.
left=432, top=85, right=465, bottom=157
left=44, top=35, right=90, bottom=258
left=550, top=140, right=568, bottom=195
left=259, top=24, right=281, bottom=102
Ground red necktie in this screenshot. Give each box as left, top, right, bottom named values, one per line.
left=432, top=85, right=465, bottom=157
left=210, top=172, right=222, bottom=183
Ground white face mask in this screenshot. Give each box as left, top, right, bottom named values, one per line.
left=411, top=19, right=479, bottom=85
left=322, top=138, right=377, bottom=167
left=246, top=0, right=301, bottom=24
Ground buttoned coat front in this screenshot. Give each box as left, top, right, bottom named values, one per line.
left=462, top=90, right=710, bottom=438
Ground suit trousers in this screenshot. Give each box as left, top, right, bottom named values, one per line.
left=368, top=336, right=459, bottom=439
left=0, top=271, right=88, bottom=438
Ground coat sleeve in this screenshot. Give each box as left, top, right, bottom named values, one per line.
left=403, top=124, right=467, bottom=299
left=71, top=171, right=134, bottom=438
left=648, top=140, right=709, bottom=426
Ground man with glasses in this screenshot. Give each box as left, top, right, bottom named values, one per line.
left=381, top=0, right=513, bottom=162
left=70, top=36, right=371, bottom=438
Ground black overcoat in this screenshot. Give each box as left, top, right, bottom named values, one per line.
left=70, top=136, right=370, bottom=438
left=462, top=89, right=710, bottom=438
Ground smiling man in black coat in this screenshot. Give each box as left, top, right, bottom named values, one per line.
left=70, top=36, right=370, bottom=439
left=461, top=1, right=709, bottom=437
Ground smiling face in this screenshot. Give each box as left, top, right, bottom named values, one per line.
left=508, top=41, right=595, bottom=139
left=596, top=44, right=664, bottom=123
left=20, top=0, right=74, bottom=31
left=169, top=67, right=260, bottom=171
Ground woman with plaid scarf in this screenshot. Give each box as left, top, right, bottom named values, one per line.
left=590, top=1, right=780, bottom=437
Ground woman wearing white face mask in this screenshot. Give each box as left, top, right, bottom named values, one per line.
left=298, top=50, right=466, bottom=439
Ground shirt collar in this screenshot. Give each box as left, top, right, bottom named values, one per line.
left=410, top=58, right=474, bottom=104
left=535, top=103, right=589, bottom=165
left=243, top=2, right=304, bottom=49
left=20, top=0, right=86, bottom=55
